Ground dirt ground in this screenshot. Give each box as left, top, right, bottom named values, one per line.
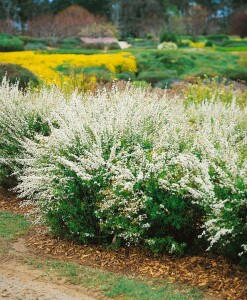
left=0, top=189, right=102, bottom=300
left=0, top=188, right=246, bottom=300
left=0, top=262, right=96, bottom=300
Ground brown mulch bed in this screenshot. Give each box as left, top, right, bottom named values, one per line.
left=1, top=188, right=246, bottom=300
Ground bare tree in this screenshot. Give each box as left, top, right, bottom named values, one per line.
left=28, top=5, right=97, bottom=45
left=0, top=18, right=16, bottom=34
left=0, top=0, right=17, bottom=20
left=230, top=7, right=247, bottom=38
left=183, top=5, right=211, bottom=36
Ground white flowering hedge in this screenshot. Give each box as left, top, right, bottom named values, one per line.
left=0, top=79, right=66, bottom=186
left=0, top=79, right=246, bottom=263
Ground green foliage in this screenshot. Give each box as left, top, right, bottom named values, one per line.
left=57, top=36, right=81, bottom=49
left=133, top=49, right=245, bottom=84
left=43, top=48, right=103, bottom=55
left=206, top=34, right=229, bottom=42
left=0, top=63, right=39, bottom=89
left=55, top=64, right=112, bottom=82
left=222, top=67, right=247, bottom=82
left=24, top=42, right=47, bottom=50
left=44, top=169, right=103, bottom=244
left=216, top=46, right=247, bottom=52
left=0, top=34, right=24, bottom=52
left=79, top=42, right=120, bottom=50
left=157, top=52, right=196, bottom=74
left=160, top=32, right=178, bottom=43
left=55, top=64, right=136, bottom=84
left=143, top=186, right=205, bottom=254
left=178, top=39, right=191, bottom=47
left=19, top=35, right=49, bottom=50
left=183, top=77, right=247, bottom=107
left=84, top=66, right=112, bottom=82
left=205, top=40, right=214, bottom=47
left=18, top=35, right=48, bottom=44
left=127, top=37, right=159, bottom=49
left=138, top=70, right=177, bottom=84
left=116, top=72, right=136, bottom=81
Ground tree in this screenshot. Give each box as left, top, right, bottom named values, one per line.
left=0, top=0, right=18, bottom=20
left=0, top=0, right=51, bottom=32
left=28, top=5, right=97, bottom=45
left=183, top=4, right=211, bottom=35
left=51, top=0, right=111, bottom=16
left=230, top=7, right=247, bottom=38
left=111, top=0, right=165, bottom=37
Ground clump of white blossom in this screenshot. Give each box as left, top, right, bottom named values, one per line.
left=0, top=77, right=66, bottom=185
left=0, top=79, right=246, bottom=260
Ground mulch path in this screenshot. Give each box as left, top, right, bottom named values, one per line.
left=0, top=188, right=246, bottom=300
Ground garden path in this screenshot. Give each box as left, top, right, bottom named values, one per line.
left=0, top=188, right=246, bottom=300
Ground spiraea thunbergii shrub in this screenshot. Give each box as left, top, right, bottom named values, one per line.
left=0, top=78, right=65, bottom=186
left=12, top=82, right=246, bottom=263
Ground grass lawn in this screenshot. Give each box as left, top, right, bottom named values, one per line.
left=26, top=259, right=201, bottom=300
left=0, top=211, right=29, bottom=240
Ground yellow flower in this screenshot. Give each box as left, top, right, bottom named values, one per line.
left=189, top=42, right=205, bottom=48
left=0, top=51, right=137, bottom=85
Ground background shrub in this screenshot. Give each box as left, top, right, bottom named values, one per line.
left=24, top=42, right=47, bottom=50
left=79, top=22, right=118, bottom=38
left=207, top=34, right=229, bottom=41
left=79, top=42, right=120, bottom=50
left=126, top=37, right=158, bottom=49
left=205, top=40, right=214, bottom=47
left=157, top=42, right=178, bottom=50
left=0, top=35, right=24, bottom=51
left=57, top=36, right=81, bottom=49
left=0, top=63, right=39, bottom=89
left=160, top=32, right=178, bottom=43
left=222, top=67, right=247, bottom=82
left=137, top=70, right=177, bottom=84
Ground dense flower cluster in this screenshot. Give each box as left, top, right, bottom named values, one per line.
left=189, top=42, right=206, bottom=48
left=0, top=51, right=137, bottom=85
left=0, top=79, right=246, bottom=261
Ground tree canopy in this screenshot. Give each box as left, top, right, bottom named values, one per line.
left=0, top=0, right=246, bottom=36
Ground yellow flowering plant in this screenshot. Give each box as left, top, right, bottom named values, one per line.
left=189, top=42, right=205, bottom=48
left=0, top=51, right=137, bottom=86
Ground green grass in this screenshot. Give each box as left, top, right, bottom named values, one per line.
left=26, top=259, right=202, bottom=300
left=0, top=211, right=29, bottom=240
left=216, top=46, right=247, bottom=52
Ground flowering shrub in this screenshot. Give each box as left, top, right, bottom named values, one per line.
left=189, top=42, right=205, bottom=48
left=0, top=51, right=137, bottom=85
left=0, top=78, right=64, bottom=186
left=0, top=80, right=246, bottom=263
left=157, top=42, right=178, bottom=50
left=79, top=22, right=118, bottom=38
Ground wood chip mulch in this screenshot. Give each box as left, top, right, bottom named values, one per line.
left=1, top=188, right=246, bottom=300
